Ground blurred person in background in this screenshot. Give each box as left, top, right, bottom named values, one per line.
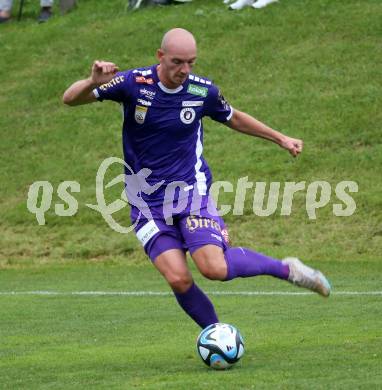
left=129, top=0, right=191, bottom=11
left=0, top=0, right=54, bottom=23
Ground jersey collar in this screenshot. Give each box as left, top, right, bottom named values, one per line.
left=152, top=64, right=187, bottom=94
left=157, top=82, right=183, bottom=94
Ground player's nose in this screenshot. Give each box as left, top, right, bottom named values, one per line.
left=180, top=62, right=191, bottom=74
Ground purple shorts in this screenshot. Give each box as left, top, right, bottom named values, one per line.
left=131, top=192, right=230, bottom=261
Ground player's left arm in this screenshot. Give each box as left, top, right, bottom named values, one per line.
left=226, top=109, right=303, bottom=157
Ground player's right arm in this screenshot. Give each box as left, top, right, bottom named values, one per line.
left=62, top=60, right=119, bottom=106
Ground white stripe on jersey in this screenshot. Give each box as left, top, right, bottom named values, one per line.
left=189, top=74, right=211, bottom=85
left=226, top=106, right=234, bottom=121
left=133, top=69, right=152, bottom=76
left=194, top=120, right=207, bottom=195
left=141, top=70, right=152, bottom=76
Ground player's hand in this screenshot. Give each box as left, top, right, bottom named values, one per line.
left=280, top=136, right=303, bottom=157
left=90, top=60, right=119, bottom=86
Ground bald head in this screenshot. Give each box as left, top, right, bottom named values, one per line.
left=161, top=28, right=197, bottom=55
left=157, top=28, right=197, bottom=89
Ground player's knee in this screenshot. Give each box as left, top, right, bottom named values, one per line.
left=167, top=273, right=193, bottom=293
left=199, top=259, right=227, bottom=281
left=192, top=247, right=228, bottom=280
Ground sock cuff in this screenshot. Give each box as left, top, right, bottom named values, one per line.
left=223, top=247, right=235, bottom=281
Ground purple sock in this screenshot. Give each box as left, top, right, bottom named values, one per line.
left=174, top=282, right=218, bottom=328
left=224, top=247, right=290, bottom=281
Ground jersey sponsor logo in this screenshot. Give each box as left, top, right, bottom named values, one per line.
left=135, top=76, right=154, bottom=84
left=99, top=75, right=125, bottom=91
left=135, top=105, right=148, bottom=124
left=218, top=90, right=231, bottom=112
left=182, top=101, right=204, bottom=107
left=187, top=84, right=208, bottom=97
left=180, top=107, right=196, bottom=124
left=186, top=216, right=222, bottom=233
left=136, top=220, right=160, bottom=246
left=221, top=228, right=230, bottom=244
left=139, top=88, right=156, bottom=100
left=137, top=98, right=152, bottom=107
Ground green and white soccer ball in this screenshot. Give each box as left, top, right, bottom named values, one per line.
left=196, top=323, right=245, bottom=369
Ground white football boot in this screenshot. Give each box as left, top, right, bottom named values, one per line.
left=223, top=0, right=233, bottom=4
left=229, top=0, right=254, bottom=10
left=252, top=0, right=278, bottom=9
left=283, top=257, right=331, bottom=297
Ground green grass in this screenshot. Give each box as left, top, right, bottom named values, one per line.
left=0, top=261, right=381, bottom=389
left=0, top=0, right=381, bottom=388
left=0, top=0, right=381, bottom=263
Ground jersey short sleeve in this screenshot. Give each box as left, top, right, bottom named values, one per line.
left=203, top=84, right=233, bottom=123
left=93, top=71, right=132, bottom=103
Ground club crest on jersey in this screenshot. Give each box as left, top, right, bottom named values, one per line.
left=135, top=105, right=148, bottom=124
left=180, top=108, right=196, bottom=124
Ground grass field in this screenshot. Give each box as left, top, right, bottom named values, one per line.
left=0, top=0, right=381, bottom=388
left=1, top=261, right=381, bottom=388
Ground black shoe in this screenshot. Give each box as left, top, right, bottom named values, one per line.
left=38, top=7, right=52, bottom=23
left=151, top=0, right=172, bottom=4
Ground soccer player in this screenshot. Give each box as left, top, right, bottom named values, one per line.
left=63, top=28, right=331, bottom=329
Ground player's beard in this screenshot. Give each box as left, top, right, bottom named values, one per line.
left=175, top=73, right=187, bottom=84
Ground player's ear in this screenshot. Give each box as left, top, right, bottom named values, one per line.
left=157, top=48, right=164, bottom=62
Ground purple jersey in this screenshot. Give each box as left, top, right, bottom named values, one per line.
left=93, top=64, right=233, bottom=206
